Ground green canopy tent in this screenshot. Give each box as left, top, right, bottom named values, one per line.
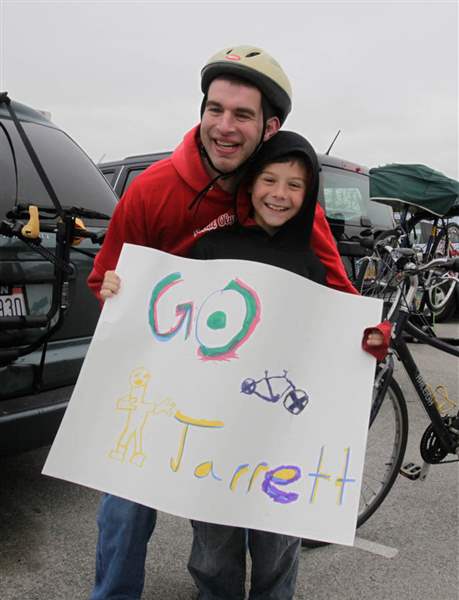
left=369, top=164, right=459, bottom=217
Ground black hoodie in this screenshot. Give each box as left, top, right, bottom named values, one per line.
left=190, top=131, right=327, bottom=285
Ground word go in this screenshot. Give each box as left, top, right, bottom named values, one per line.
left=148, top=272, right=261, bottom=361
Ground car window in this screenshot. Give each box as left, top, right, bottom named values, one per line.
left=368, top=198, right=395, bottom=229
left=0, top=125, right=17, bottom=219
left=124, top=167, right=146, bottom=192
left=2, top=120, right=117, bottom=225
left=321, top=166, right=367, bottom=224
left=101, top=169, right=116, bottom=186
left=321, top=165, right=393, bottom=229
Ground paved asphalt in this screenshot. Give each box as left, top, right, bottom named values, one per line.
left=1, top=321, right=458, bottom=600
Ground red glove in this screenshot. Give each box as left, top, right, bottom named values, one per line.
left=362, top=320, right=393, bottom=361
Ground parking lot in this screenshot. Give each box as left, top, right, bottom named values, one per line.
left=1, top=321, right=458, bottom=600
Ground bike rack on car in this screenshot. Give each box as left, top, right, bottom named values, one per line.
left=0, top=92, right=109, bottom=368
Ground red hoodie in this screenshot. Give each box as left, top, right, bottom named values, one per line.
left=88, top=125, right=357, bottom=300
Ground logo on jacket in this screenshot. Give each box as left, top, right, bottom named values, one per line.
left=193, top=211, right=235, bottom=237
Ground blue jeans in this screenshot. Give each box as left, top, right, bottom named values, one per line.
left=89, top=494, right=157, bottom=600
left=188, top=522, right=300, bottom=600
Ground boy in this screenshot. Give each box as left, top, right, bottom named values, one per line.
left=186, top=130, right=386, bottom=600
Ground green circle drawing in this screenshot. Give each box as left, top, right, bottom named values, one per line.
left=207, top=310, right=227, bottom=330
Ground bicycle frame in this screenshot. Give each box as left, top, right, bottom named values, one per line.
left=249, top=371, right=294, bottom=403
left=391, top=310, right=458, bottom=455
left=380, top=256, right=459, bottom=459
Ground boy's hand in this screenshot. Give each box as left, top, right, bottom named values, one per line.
left=362, top=321, right=392, bottom=361
left=100, top=270, right=121, bottom=301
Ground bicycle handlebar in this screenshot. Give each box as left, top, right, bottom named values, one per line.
left=437, top=256, right=459, bottom=272
left=403, top=255, right=459, bottom=275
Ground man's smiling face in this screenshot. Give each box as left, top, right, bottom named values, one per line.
left=200, top=77, right=271, bottom=175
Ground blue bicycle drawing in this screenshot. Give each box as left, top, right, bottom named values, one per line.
left=240, top=370, right=309, bottom=416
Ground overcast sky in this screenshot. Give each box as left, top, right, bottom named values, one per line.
left=1, top=0, right=457, bottom=178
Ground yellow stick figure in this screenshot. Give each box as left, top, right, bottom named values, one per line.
left=109, top=367, right=175, bottom=467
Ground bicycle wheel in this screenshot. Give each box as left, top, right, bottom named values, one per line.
left=356, top=241, right=400, bottom=303
left=358, top=375, right=408, bottom=527
left=301, top=375, right=408, bottom=548
left=425, top=277, right=457, bottom=320
left=425, top=222, right=459, bottom=321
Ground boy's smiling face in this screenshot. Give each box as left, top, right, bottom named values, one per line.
left=250, top=160, right=307, bottom=235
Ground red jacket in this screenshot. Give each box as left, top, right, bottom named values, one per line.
left=88, top=125, right=357, bottom=300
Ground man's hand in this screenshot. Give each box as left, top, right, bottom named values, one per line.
left=365, top=331, right=385, bottom=346
left=100, top=270, right=121, bottom=301
left=362, top=321, right=392, bottom=361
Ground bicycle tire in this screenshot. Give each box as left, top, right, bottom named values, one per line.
left=358, top=375, right=408, bottom=526
left=357, top=243, right=401, bottom=303
left=427, top=287, right=457, bottom=321
left=302, top=375, right=408, bottom=548
left=424, top=222, right=459, bottom=320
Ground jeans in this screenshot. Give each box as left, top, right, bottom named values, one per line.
left=89, top=494, right=157, bottom=600
left=188, top=522, right=301, bottom=600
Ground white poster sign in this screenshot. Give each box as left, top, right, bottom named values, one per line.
left=43, top=244, right=382, bottom=545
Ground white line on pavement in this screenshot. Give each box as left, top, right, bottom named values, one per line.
left=353, top=536, right=399, bottom=558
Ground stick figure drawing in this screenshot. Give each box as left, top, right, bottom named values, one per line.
left=109, top=367, right=175, bottom=467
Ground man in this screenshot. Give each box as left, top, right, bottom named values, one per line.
left=88, top=44, right=356, bottom=600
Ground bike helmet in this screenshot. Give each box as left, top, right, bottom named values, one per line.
left=190, top=46, right=292, bottom=211
left=201, top=45, right=292, bottom=125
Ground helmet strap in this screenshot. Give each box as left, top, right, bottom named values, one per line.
left=190, top=94, right=270, bottom=212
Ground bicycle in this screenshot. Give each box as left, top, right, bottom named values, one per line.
left=358, top=250, right=459, bottom=527
left=302, top=249, right=459, bottom=548
left=356, top=198, right=459, bottom=321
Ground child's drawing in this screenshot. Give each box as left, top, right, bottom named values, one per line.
left=148, top=272, right=261, bottom=361
left=241, top=370, right=309, bottom=415
left=109, top=367, right=175, bottom=467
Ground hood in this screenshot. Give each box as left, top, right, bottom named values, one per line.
left=236, top=130, right=321, bottom=250
left=171, top=124, right=252, bottom=219
left=171, top=124, right=213, bottom=193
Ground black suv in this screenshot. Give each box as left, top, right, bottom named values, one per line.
left=0, top=95, right=117, bottom=455
left=99, top=150, right=395, bottom=279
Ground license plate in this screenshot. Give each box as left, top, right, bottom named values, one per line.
left=0, top=286, right=28, bottom=317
